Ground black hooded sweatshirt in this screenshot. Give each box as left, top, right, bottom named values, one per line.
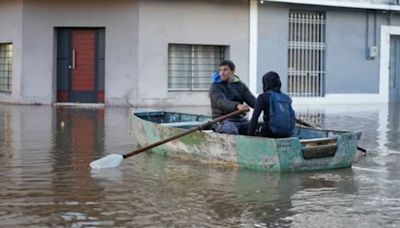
left=248, top=71, right=282, bottom=137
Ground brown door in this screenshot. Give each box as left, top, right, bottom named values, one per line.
left=69, top=30, right=97, bottom=102
left=57, top=28, right=105, bottom=103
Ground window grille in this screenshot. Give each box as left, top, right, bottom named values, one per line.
left=296, top=110, right=325, bottom=128
left=288, top=11, right=326, bottom=97
left=168, top=44, right=225, bottom=91
left=0, top=43, right=12, bottom=93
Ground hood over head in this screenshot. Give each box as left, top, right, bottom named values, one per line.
left=262, top=71, right=281, bottom=92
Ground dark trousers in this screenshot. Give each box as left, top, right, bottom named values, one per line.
left=214, top=118, right=250, bottom=135
left=259, top=123, right=276, bottom=138
left=259, top=123, right=293, bottom=138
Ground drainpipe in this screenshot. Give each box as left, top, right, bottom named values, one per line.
left=366, top=10, right=378, bottom=60
left=366, top=10, right=370, bottom=59
left=374, top=10, right=377, bottom=47
left=249, top=0, right=258, bottom=95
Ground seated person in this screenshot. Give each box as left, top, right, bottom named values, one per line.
left=209, top=60, right=256, bottom=135
left=248, top=71, right=295, bottom=138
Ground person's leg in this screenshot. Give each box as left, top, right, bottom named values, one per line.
left=260, top=124, right=276, bottom=138
left=237, top=119, right=250, bottom=135
left=215, top=120, right=239, bottom=135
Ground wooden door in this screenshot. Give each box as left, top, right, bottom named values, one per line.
left=57, top=28, right=105, bottom=103
left=70, top=30, right=96, bottom=102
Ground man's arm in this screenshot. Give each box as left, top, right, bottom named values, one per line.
left=242, top=83, right=256, bottom=108
left=248, top=95, right=263, bottom=136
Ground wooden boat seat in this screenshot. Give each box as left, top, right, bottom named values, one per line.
left=300, top=137, right=338, bottom=159
left=160, top=121, right=204, bottom=128
left=300, top=137, right=337, bottom=145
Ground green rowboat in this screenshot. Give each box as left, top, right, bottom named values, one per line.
left=130, top=110, right=362, bottom=172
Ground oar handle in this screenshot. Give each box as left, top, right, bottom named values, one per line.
left=356, top=146, right=367, bottom=153
left=296, top=118, right=366, bottom=155
left=295, top=118, right=315, bottom=128
left=123, top=109, right=245, bottom=159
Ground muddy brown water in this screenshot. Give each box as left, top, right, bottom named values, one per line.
left=0, top=104, right=399, bottom=227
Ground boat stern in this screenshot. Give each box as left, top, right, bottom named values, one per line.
left=277, top=131, right=362, bottom=172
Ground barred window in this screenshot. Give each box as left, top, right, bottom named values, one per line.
left=0, top=43, right=13, bottom=92
left=168, top=44, right=225, bottom=91
left=288, top=11, right=326, bottom=97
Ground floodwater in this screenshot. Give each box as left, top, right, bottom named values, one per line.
left=0, top=103, right=399, bottom=227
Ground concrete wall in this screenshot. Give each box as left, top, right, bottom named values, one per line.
left=135, top=0, right=249, bottom=107
left=325, top=9, right=382, bottom=94
left=5, top=0, right=398, bottom=106
left=3, top=0, right=249, bottom=107
left=257, top=3, right=289, bottom=93
left=258, top=2, right=400, bottom=97
left=20, top=0, right=139, bottom=105
left=0, top=0, right=23, bottom=103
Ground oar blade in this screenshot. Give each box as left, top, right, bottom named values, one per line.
left=90, top=154, right=124, bottom=169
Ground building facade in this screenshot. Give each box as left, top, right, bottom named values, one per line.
left=255, top=0, right=400, bottom=104
left=0, top=0, right=399, bottom=106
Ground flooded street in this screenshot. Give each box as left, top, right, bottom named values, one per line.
left=0, top=104, right=399, bottom=227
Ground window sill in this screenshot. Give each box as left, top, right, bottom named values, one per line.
left=168, top=89, right=208, bottom=92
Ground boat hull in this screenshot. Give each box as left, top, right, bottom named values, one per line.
left=130, top=111, right=361, bottom=172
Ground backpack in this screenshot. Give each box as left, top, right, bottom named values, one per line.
left=267, top=91, right=295, bottom=137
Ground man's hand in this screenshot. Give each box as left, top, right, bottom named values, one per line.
left=236, top=104, right=250, bottom=112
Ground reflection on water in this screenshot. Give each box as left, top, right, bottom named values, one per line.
left=0, top=104, right=399, bottom=227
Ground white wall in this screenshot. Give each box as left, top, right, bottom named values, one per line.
left=267, top=0, right=400, bottom=11
left=258, top=2, right=396, bottom=104
left=135, top=0, right=249, bottom=107
left=2, top=0, right=249, bottom=107
left=20, top=0, right=139, bottom=105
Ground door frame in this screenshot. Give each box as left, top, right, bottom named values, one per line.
left=389, top=35, right=400, bottom=103
left=380, top=25, right=400, bottom=104
left=55, top=27, right=105, bottom=103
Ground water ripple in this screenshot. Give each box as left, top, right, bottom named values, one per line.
left=0, top=104, right=400, bottom=226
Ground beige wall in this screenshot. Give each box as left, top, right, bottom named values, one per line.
left=20, top=0, right=139, bottom=105
left=0, top=0, right=23, bottom=103
left=135, top=0, right=249, bottom=107
left=0, top=0, right=249, bottom=107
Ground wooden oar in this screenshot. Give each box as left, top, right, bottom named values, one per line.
left=90, top=109, right=245, bottom=169
left=295, top=118, right=366, bottom=155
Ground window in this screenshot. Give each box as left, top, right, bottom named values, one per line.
left=168, top=44, right=225, bottom=91
left=288, top=11, right=326, bottom=97
left=0, top=43, right=13, bottom=92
